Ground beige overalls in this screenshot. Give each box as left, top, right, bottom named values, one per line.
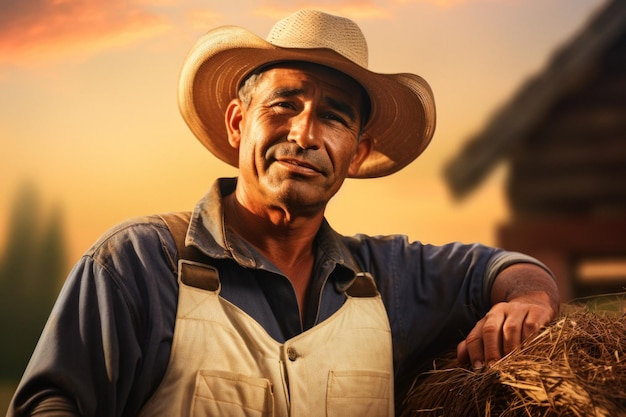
left=140, top=216, right=394, bottom=416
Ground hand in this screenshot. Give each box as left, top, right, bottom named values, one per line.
left=456, top=294, right=556, bottom=370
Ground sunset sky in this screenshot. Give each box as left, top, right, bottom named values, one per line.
left=0, top=0, right=608, bottom=265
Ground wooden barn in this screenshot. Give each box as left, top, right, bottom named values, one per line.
left=444, top=0, right=626, bottom=302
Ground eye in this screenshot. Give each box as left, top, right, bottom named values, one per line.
left=273, top=101, right=296, bottom=110
left=322, top=112, right=349, bottom=126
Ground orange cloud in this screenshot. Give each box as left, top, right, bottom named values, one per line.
left=252, top=0, right=482, bottom=20
left=254, top=1, right=393, bottom=20
left=0, top=0, right=171, bottom=66
left=392, top=0, right=476, bottom=7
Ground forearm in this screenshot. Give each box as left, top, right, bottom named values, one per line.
left=490, top=262, right=560, bottom=316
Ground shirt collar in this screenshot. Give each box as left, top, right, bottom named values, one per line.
left=186, top=178, right=360, bottom=285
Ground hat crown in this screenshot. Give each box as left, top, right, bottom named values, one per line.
left=266, top=9, right=369, bottom=68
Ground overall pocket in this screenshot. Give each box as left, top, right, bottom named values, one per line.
left=326, top=369, right=392, bottom=417
left=191, top=369, right=274, bottom=417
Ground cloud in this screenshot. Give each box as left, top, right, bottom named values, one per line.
left=253, top=1, right=393, bottom=20
left=251, top=0, right=483, bottom=20
left=393, top=0, right=470, bottom=7
left=0, top=0, right=172, bottom=66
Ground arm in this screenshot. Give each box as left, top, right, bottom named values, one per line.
left=7, top=218, right=177, bottom=417
left=456, top=262, right=559, bottom=369
left=7, top=255, right=134, bottom=417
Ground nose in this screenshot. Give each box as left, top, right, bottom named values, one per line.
left=288, top=109, right=321, bottom=150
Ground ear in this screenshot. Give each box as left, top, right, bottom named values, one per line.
left=347, top=134, right=373, bottom=177
left=225, top=98, right=244, bottom=149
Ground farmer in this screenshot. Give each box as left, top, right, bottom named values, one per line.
left=8, top=9, right=559, bottom=417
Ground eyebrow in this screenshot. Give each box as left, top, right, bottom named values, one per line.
left=325, top=96, right=357, bottom=123
left=269, top=87, right=358, bottom=123
left=269, top=87, right=304, bottom=101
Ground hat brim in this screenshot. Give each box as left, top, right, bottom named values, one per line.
left=178, top=25, right=436, bottom=178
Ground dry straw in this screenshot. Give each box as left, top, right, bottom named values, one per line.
left=399, top=295, right=626, bottom=417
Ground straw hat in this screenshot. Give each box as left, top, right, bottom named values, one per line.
left=178, top=9, right=436, bottom=178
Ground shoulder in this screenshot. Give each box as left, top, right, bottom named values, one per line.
left=340, top=233, right=504, bottom=292
left=340, top=233, right=412, bottom=253
left=341, top=233, right=500, bottom=261
left=84, top=214, right=178, bottom=277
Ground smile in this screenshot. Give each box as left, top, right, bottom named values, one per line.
left=275, top=158, right=322, bottom=175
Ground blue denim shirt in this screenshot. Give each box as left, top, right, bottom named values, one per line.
left=9, top=177, right=547, bottom=417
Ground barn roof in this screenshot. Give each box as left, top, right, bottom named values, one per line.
left=443, top=0, right=626, bottom=199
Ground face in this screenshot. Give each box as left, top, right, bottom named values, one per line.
left=225, top=63, right=372, bottom=216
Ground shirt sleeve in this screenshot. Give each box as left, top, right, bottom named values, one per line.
left=7, top=217, right=178, bottom=417
left=483, top=250, right=555, bottom=302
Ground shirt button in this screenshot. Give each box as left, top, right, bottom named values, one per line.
left=287, top=347, right=297, bottom=361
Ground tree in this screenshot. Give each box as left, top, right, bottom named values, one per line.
left=0, top=181, right=67, bottom=380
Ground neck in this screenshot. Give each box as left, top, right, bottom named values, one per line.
left=223, top=191, right=324, bottom=269
left=223, top=192, right=322, bottom=317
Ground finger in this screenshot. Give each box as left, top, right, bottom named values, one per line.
left=502, top=312, right=525, bottom=355
left=503, top=305, right=551, bottom=355
left=523, top=319, right=542, bottom=340
left=522, top=307, right=551, bottom=340
left=457, top=340, right=469, bottom=366
left=517, top=308, right=550, bottom=348
left=462, top=320, right=486, bottom=370
left=481, top=310, right=505, bottom=366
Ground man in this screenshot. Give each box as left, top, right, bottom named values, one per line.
left=7, top=9, right=559, bottom=417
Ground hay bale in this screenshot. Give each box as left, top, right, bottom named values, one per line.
left=399, top=300, right=626, bottom=417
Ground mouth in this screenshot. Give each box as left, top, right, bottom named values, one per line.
left=275, top=157, right=323, bottom=175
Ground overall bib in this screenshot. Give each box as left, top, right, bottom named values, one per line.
left=139, top=215, right=394, bottom=416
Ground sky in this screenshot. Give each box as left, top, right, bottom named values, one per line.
left=0, top=0, right=609, bottom=265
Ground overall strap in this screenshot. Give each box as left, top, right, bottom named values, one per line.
left=344, top=246, right=379, bottom=297
left=159, top=212, right=192, bottom=258
left=346, top=250, right=379, bottom=297
left=159, top=211, right=220, bottom=292
left=346, top=272, right=379, bottom=298
left=158, top=211, right=377, bottom=296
